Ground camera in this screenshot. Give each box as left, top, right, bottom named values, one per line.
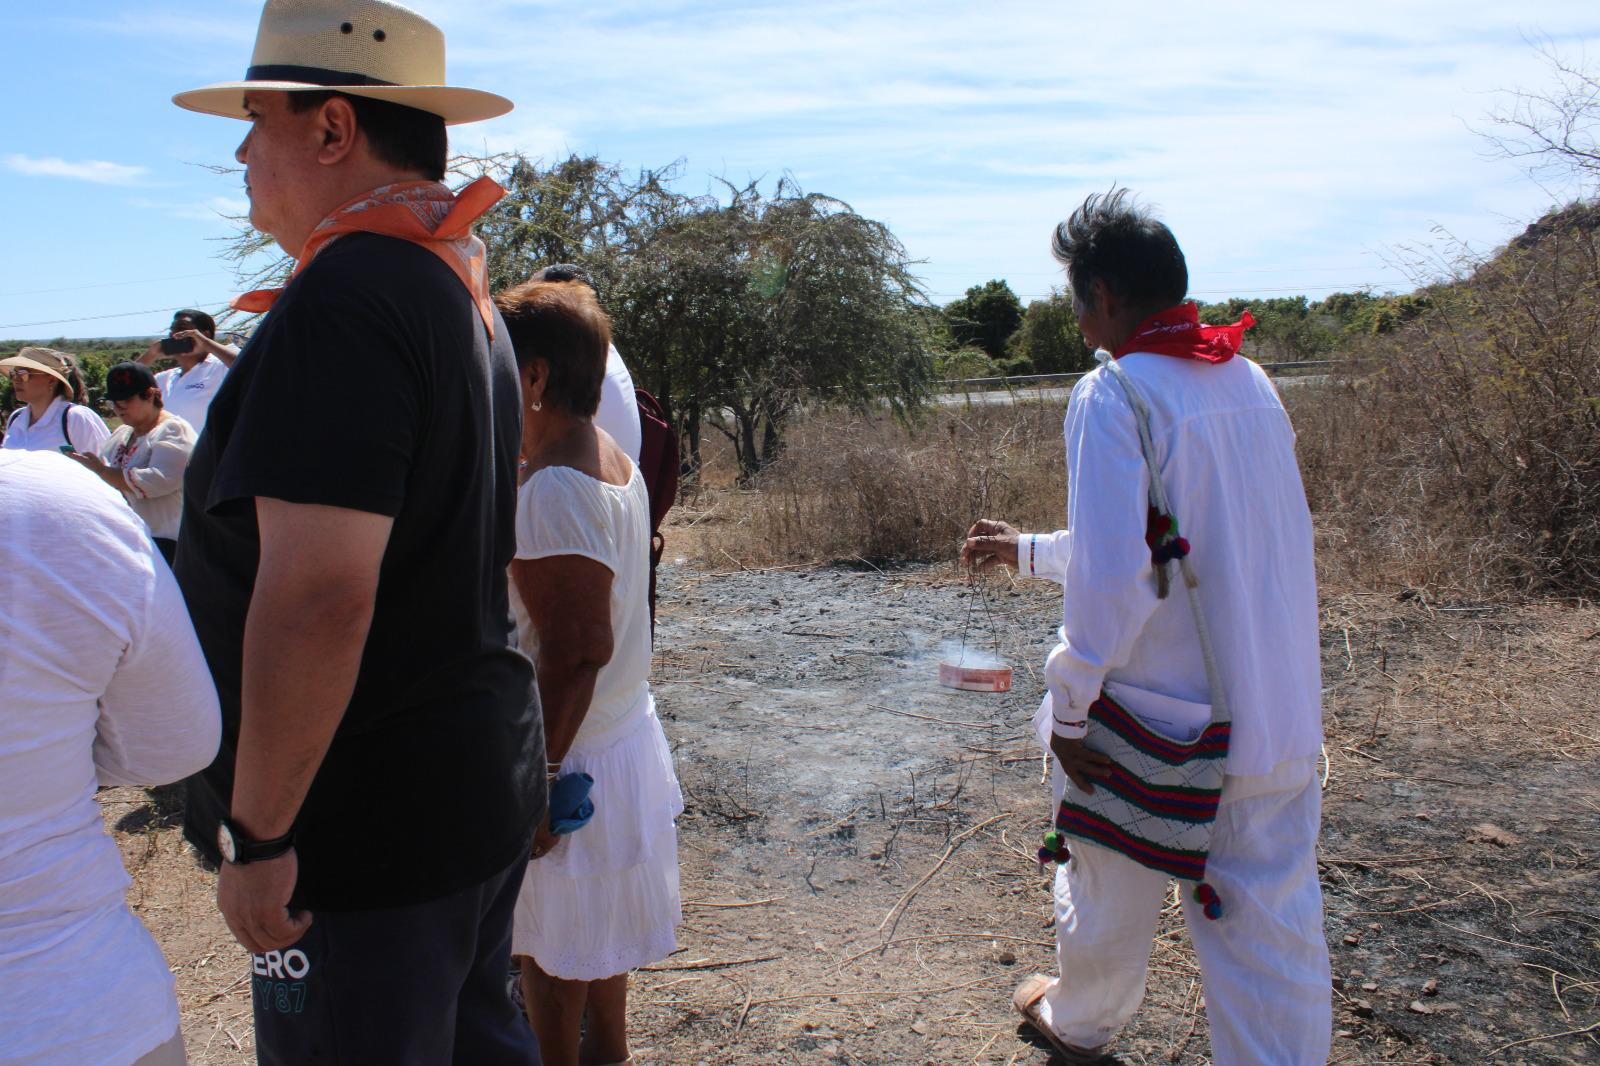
left=159, top=336, right=196, bottom=357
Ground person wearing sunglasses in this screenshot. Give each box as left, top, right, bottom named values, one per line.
left=136, top=309, right=239, bottom=436
left=68, top=363, right=197, bottom=567
left=0, top=347, right=110, bottom=455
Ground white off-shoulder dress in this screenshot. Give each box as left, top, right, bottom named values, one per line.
left=510, top=462, right=684, bottom=981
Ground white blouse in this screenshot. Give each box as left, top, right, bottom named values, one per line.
left=2, top=395, right=111, bottom=455
left=512, top=464, right=653, bottom=742
left=99, top=414, right=196, bottom=541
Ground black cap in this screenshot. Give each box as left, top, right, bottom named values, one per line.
left=106, top=361, right=158, bottom=402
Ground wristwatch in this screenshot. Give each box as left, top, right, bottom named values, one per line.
left=217, top=818, right=296, bottom=865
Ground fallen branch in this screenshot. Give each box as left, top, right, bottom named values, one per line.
left=640, top=953, right=783, bottom=973
left=681, top=895, right=786, bottom=909
left=837, top=931, right=1052, bottom=969
left=877, top=811, right=1014, bottom=937
left=1490, top=1019, right=1600, bottom=1054
left=869, top=703, right=998, bottom=729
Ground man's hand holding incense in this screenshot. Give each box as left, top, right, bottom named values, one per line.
left=1050, top=732, right=1113, bottom=794
left=962, top=519, right=1020, bottom=571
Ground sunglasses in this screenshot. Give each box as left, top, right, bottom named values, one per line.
left=7, top=369, right=33, bottom=382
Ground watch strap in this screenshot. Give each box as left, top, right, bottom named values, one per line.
left=220, top=818, right=296, bottom=864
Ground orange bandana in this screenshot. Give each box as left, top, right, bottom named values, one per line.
left=234, top=176, right=504, bottom=337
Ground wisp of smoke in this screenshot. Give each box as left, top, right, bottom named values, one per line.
left=938, top=640, right=1005, bottom=670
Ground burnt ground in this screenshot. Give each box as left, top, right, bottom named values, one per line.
left=103, top=562, right=1600, bottom=1064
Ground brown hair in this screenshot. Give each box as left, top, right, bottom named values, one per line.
left=493, top=280, right=611, bottom=417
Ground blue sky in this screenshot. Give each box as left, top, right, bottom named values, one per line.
left=3, top=1, right=1597, bottom=339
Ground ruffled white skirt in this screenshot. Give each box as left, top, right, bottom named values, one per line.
left=512, top=692, right=684, bottom=981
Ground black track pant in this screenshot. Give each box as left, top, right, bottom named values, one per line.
left=252, top=857, right=542, bottom=1065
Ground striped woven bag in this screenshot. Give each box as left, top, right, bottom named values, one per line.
left=1039, top=351, right=1232, bottom=920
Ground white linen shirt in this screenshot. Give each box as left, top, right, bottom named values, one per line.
left=155, top=354, right=229, bottom=435
left=595, top=344, right=642, bottom=462
left=1, top=395, right=111, bottom=455
left=0, top=451, right=221, bottom=1065
left=1026, top=353, right=1323, bottom=776
left=99, top=413, right=197, bottom=540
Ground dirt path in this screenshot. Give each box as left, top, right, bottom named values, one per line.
left=107, top=563, right=1600, bottom=1063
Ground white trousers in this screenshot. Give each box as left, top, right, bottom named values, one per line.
left=1036, top=757, right=1332, bottom=1064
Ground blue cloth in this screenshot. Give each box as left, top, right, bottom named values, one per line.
left=548, top=772, right=595, bottom=835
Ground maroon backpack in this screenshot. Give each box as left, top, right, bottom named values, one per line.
left=634, top=388, right=679, bottom=630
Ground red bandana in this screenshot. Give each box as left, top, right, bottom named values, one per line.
left=1113, top=302, right=1255, bottom=364
left=234, top=176, right=505, bottom=337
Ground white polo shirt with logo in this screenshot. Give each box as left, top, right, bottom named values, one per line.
left=155, top=354, right=229, bottom=435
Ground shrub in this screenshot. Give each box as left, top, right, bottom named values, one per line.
left=707, top=401, right=1066, bottom=566
left=1293, top=204, right=1600, bottom=595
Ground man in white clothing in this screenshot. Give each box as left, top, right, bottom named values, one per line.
left=0, top=451, right=221, bottom=1066
left=964, top=189, right=1330, bottom=1064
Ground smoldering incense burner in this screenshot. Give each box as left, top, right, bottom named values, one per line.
left=938, top=655, right=1013, bottom=692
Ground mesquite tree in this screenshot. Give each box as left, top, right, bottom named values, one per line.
left=225, top=153, right=939, bottom=478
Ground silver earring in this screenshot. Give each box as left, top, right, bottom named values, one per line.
left=531, top=399, right=542, bottom=412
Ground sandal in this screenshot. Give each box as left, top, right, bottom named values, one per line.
left=1013, top=974, right=1111, bottom=1064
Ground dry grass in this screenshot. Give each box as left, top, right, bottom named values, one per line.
left=675, top=208, right=1600, bottom=603
left=693, top=401, right=1065, bottom=568
left=1292, top=214, right=1600, bottom=598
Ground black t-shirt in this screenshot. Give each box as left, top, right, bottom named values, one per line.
left=177, top=233, right=544, bottom=911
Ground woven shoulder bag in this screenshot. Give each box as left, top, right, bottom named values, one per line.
left=1038, top=351, right=1232, bottom=920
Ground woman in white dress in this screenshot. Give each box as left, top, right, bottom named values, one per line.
left=496, top=278, right=683, bottom=1066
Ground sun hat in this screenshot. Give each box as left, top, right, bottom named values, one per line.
left=106, top=362, right=160, bottom=403
left=0, top=347, right=77, bottom=393
left=172, top=0, right=512, bottom=126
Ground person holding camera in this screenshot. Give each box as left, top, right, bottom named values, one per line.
left=0, top=346, right=111, bottom=454
left=137, top=309, right=239, bottom=435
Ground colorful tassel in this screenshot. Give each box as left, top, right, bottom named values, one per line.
left=1037, top=829, right=1071, bottom=865
left=1192, top=881, right=1223, bottom=919
left=1145, top=507, right=1190, bottom=575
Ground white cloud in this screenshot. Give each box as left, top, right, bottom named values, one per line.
left=129, top=195, right=251, bottom=224
left=5, top=154, right=148, bottom=185
left=60, top=0, right=1594, bottom=299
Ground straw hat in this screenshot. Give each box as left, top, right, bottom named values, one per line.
left=173, top=0, right=512, bottom=126
left=0, top=347, right=77, bottom=393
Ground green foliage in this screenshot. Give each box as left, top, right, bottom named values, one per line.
left=1317, top=290, right=1432, bottom=335
left=1006, top=291, right=1094, bottom=374
left=943, top=279, right=1023, bottom=360
left=1296, top=200, right=1600, bottom=593
left=935, top=345, right=1001, bottom=381
left=1196, top=295, right=1341, bottom=361
left=218, top=152, right=944, bottom=481
left=475, top=156, right=938, bottom=480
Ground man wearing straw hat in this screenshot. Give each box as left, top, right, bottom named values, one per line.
left=170, top=2, right=544, bottom=1062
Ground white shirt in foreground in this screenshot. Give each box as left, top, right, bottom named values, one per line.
left=2, top=395, right=111, bottom=455
left=99, top=413, right=197, bottom=541
left=594, top=344, right=642, bottom=462
left=155, top=353, right=230, bottom=436
left=1025, top=353, right=1323, bottom=776
left=0, top=452, right=221, bottom=1066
